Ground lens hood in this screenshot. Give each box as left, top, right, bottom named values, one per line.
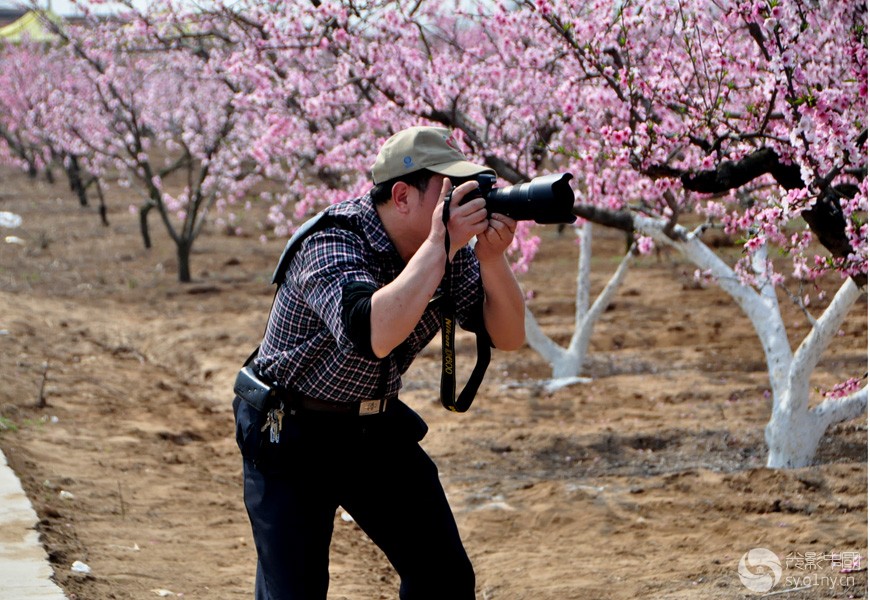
left=485, top=172, right=576, bottom=224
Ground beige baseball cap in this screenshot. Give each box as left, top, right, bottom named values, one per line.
left=371, top=126, right=495, bottom=184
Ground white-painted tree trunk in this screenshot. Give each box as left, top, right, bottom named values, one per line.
left=635, top=216, right=867, bottom=468
left=524, top=222, right=634, bottom=390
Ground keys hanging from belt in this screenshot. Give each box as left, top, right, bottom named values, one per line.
left=260, top=402, right=285, bottom=444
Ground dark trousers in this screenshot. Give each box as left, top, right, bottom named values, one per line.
left=238, top=399, right=475, bottom=600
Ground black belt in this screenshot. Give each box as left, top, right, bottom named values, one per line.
left=281, top=390, right=392, bottom=417
left=235, top=364, right=393, bottom=417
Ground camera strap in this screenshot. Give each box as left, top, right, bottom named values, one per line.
left=439, top=189, right=491, bottom=413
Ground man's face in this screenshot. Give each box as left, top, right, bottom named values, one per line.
left=420, top=173, right=446, bottom=211
left=407, top=173, right=447, bottom=244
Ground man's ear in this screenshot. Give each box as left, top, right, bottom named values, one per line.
left=391, top=181, right=412, bottom=215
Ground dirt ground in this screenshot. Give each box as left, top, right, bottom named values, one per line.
left=0, top=164, right=867, bottom=600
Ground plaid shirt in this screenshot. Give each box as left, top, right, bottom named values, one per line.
left=254, top=193, right=485, bottom=404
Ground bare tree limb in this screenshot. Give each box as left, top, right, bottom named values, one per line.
left=572, top=203, right=634, bottom=233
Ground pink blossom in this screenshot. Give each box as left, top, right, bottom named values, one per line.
left=635, top=235, right=655, bottom=255
left=823, top=378, right=864, bottom=400
left=0, top=0, right=863, bottom=288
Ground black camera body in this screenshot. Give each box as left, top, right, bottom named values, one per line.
left=457, top=172, right=576, bottom=224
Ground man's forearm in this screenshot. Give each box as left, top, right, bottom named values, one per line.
left=480, top=255, right=526, bottom=351
left=369, top=239, right=445, bottom=359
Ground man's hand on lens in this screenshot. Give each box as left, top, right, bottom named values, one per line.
left=474, top=212, right=517, bottom=263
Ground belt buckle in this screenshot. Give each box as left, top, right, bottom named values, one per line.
left=359, top=399, right=382, bottom=416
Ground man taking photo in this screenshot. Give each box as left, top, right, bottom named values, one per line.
left=235, top=125, right=526, bottom=599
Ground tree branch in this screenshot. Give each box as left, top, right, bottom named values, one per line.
left=572, top=204, right=634, bottom=233
left=680, top=147, right=803, bottom=193
left=524, top=306, right=566, bottom=366
left=788, top=278, right=862, bottom=398
left=674, top=142, right=867, bottom=286
left=812, top=385, right=868, bottom=430
left=801, top=183, right=866, bottom=287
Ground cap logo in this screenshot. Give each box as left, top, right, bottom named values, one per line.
left=444, top=135, right=460, bottom=152
left=403, top=155, right=415, bottom=169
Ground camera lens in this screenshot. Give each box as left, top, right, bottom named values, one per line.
left=485, top=173, right=576, bottom=224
